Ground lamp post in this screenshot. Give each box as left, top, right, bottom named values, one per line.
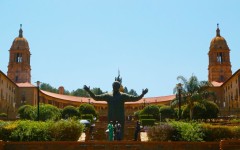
left=36, top=81, right=41, bottom=121
left=176, top=83, right=182, bottom=120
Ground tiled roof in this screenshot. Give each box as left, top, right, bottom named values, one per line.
left=211, top=81, right=223, bottom=87
left=41, top=90, right=175, bottom=105
left=17, top=82, right=36, bottom=87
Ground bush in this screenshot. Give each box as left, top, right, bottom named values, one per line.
left=169, top=121, right=204, bottom=141
left=81, top=114, right=94, bottom=123
left=79, top=104, right=97, bottom=118
left=38, top=104, right=61, bottom=121
left=140, top=105, right=160, bottom=120
left=141, top=119, right=155, bottom=126
left=201, top=123, right=234, bottom=141
left=0, top=113, right=7, bottom=117
left=159, top=106, right=176, bottom=121
left=1, top=121, right=19, bottom=141
left=8, top=120, right=51, bottom=141
left=62, top=105, right=79, bottom=119
left=147, top=124, right=174, bottom=141
left=139, top=115, right=154, bottom=119
left=49, top=119, right=84, bottom=141
left=18, top=105, right=36, bottom=120
left=0, top=121, right=10, bottom=140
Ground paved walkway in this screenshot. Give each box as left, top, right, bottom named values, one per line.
left=78, top=132, right=148, bottom=142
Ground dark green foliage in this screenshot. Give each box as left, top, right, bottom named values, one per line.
left=141, top=119, right=155, bottom=126
left=133, top=110, right=142, bottom=120
left=71, top=88, right=89, bottom=97
left=81, top=114, right=94, bottom=123
left=202, top=100, right=219, bottom=119
left=0, top=120, right=10, bottom=140
left=49, top=119, right=84, bottom=141
left=40, top=83, right=58, bottom=93
left=79, top=103, right=97, bottom=118
left=62, top=105, right=79, bottom=119
left=18, top=105, right=36, bottom=120
left=38, top=104, right=61, bottom=121
left=139, top=115, right=154, bottom=119
left=0, top=113, right=7, bottom=117
left=1, top=121, right=18, bottom=141
left=147, top=124, right=174, bottom=141
left=124, top=86, right=138, bottom=96
left=140, top=105, right=160, bottom=120
left=159, top=105, right=176, bottom=121
left=201, top=123, right=235, bottom=141
left=91, top=88, right=104, bottom=95
left=182, top=101, right=219, bottom=120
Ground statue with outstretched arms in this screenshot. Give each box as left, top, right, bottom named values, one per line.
left=84, top=81, right=148, bottom=140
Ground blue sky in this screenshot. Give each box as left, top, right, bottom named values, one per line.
left=0, top=1, right=240, bottom=97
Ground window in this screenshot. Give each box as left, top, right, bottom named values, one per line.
left=217, top=52, right=223, bottom=64
left=15, top=53, right=22, bottom=63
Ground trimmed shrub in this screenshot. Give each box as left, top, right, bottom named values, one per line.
left=141, top=119, right=155, bottom=126
left=147, top=124, right=174, bottom=141
left=0, top=121, right=10, bottom=140
left=79, top=104, right=97, bottom=118
left=18, top=105, right=36, bottom=120
left=1, top=121, right=19, bottom=141
left=49, top=119, right=84, bottom=141
left=0, top=113, right=7, bottom=117
left=38, top=104, right=61, bottom=121
left=159, top=106, right=176, bottom=121
left=169, top=121, right=204, bottom=141
left=140, top=105, right=160, bottom=120
left=201, top=123, right=234, bottom=141
left=139, top=115, right=154, bottom=119
left=9, top=120, right=51, bottom=141
left=81, top=114, right=94, bottom=123
left=62, top=105, right=79, bottom=119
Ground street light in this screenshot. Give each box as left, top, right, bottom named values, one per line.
left=36, top=81, right=41, bottom=121
left=176, top=83, right=182, bottom=120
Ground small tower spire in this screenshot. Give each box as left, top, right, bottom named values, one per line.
left=216, top=23, right=220, bottom=37
left=19, top=24, right=23, bottom=38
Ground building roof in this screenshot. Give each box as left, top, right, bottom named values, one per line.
left=211, top=81, right=223, bottom=87
left=17, top=82, right=36, bottom=88
left=41, top=90, right=175, bottom=105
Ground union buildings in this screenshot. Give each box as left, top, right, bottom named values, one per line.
left=1, top=25, right=240, bottom=119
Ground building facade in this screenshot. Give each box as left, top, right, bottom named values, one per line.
left=1, top=25, right=240, bottom=120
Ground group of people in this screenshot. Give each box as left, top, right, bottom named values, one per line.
left=106, top=121, right=122, bottom=141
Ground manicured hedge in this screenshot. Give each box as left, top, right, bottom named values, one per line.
left=0, top=119, right=84, bottom=141
left=141, top=119, right=155, bottom=126
left=147, top=121, right=240, bottom=142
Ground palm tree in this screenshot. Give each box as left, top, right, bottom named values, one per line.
left=172, top=75, right=214, bottom=120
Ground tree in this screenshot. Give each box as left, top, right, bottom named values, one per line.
left=91, top=88, right=104, bottom=95
left=140, top=105, right=160, bottom=120
left=202, top=100, right=219, bottom=119
left=40, top=83, right=58, bottom=93
left=18, top=105, right=36, bottom=120
left=79, top=103, right=97, bottom=118
left=62, top=105, right=79, bottom=119
left=173, top=75, right=214, bottom=120
left=159, top=105, right=176, bottom=121
left=38, top=104, right=61, bottom=121
left=71, top=88, right=89, bottom=97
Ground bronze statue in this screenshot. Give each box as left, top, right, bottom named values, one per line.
left=84, top=81, right=148, bottom=140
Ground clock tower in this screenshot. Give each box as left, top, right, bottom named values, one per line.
left=7, top=24, right=31, bottom=83
left=208, top=24, right=232, bottom=83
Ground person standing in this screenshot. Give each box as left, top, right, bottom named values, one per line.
left=107, top=121, right=114, bottom=141
left=134, top=120, right=141, bottom=141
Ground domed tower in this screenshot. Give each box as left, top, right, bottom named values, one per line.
left=7, top=24, right=31, bottom=83
left=208, top=24, right=232, bottom=83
